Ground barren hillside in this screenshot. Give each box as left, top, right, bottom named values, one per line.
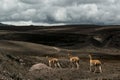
left=0, top=24, right=120, bottom=80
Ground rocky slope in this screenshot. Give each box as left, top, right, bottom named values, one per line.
left=0, top=24, right=120, bottom=80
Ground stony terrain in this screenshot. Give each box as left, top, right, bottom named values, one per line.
left=0, top=24, right=120, bottom=80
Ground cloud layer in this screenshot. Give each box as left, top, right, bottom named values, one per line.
left=0, top=0, right=120, bottom=25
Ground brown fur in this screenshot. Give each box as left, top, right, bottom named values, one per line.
left=68, top=53, right=80, bottom=69
left=89, top=54, right=102, bottom=73
left=46, top=56, right=61, bottom=68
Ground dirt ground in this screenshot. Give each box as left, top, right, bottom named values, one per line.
left=26, top=57, right=120, bottom=80
left=0, top=41, right=120, bottom=80
left=0, top=25, right=120, bottom=80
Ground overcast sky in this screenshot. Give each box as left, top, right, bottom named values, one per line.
left=0, top=0, right=120, bottom=25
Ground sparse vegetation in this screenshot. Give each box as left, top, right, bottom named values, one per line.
left=0, top=25, right=120, bottom=80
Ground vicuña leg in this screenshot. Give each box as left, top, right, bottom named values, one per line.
left=90, top=66, right=92, bottom=72
left=57, top=62, right=61, bottom=68
left=49, top=63, right=52, bottom=67
left=94, top=66, right=97, bottom=73
left=70, top=62, right=73, bottom=69
left=99, top=66, right=102, bottom=73
left=54, top=63, right=57, bottom=68
left=76, top=62, right=79, bottom=69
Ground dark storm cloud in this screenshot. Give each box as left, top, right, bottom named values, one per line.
left=0, top=0, right=119, bottom=25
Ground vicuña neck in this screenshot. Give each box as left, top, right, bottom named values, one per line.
left=89, top=55, right=92, bottom=60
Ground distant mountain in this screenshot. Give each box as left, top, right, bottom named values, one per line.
left=0, top=23, right=13, bottom=26
left=0, top=23, right=6, bottom=26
